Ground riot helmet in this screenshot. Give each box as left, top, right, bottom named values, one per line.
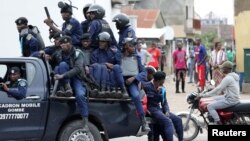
left=112, top=13, right=130, bottom=30
left=123, top=38, right=137, bottom=46
left=98, top=32, right=111, bottom=42
left=83, top=3, right=91, bottom=19
left=58, top=2, right=73, bottom=14
left=87, top=4, right=105, bottom=19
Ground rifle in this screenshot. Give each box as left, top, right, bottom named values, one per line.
left=44, top=7, right=58, bottom=27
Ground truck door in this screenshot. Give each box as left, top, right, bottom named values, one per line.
left=0, top=62, right=49, bottom=140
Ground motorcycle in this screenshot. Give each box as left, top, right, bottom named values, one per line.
left=177, top=80, right=250, bottom=141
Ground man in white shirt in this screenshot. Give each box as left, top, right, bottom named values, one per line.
left=136, top=40, right=152, bottom=66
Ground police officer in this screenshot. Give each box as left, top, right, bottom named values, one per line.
left=81, top=3, right=92, bottom=34
left=44, top=1, right=82, bottom=47
left=15, top=17, right=40, bottom=57
left=0, top=67, right=27, bottom=100
left=33, top=32, right=63, bottom=70
left=90, top=32, right=127, bottom=98
left=80, top=33, right=92, bottom=67
left=121, top=38, right=150, bottom=132
left=112, top=13, right=136, bottom=51
left=143, top=72, right=183, bottom=141
left=54, top=35, right=89, bottom=131
left=87, top=4, right=118, bottom=50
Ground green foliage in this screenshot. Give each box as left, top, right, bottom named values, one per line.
left=195, top=32, right=218, bottom=49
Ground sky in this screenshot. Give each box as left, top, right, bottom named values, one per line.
left=0, top=0, right=112, bottom=57
left=194, top=0, right=234, bottom=24
left=0, top=0, right=235, bottom=57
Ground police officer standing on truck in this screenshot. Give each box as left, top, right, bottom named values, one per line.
left=15, top=17, right=41, bottom=57
left=87, top=4, right=118, bottom=50
left=53, top=35, right=89, bottom=131
left=44, top=1, right=82, bottom=47
left=112, top=13, right=136, bottom=51
left=81, top=3, right=92, bottom=34
left=0, top=67, right=27, bottom=100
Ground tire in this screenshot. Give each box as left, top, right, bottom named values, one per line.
left=238, top=114, right=250, bottom=125
left=57, top=120, right=103, bottom=141
left=178, top=114, right=199, bottom=141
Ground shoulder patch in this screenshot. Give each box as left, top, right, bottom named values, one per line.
left=75, top=49, right=83, bottom=58
left=127, top=31, right=132, bottom=37
left=18, top=79, right=27, bottom=87
left=26, top=34, right=32, bottom=41
left=66, top=24, right=73, bottom=30
left=110, top=47, right=118, bottom=53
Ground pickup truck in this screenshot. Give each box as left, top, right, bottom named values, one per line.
left=0, top=57, right=148, bottom=141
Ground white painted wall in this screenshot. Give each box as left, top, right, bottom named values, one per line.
left=0, top=0, right=116, bottom=57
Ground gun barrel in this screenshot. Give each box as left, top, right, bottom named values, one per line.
left=44, top=7, right=58, bottom=27
left=44, top=7, right=51, bottom=19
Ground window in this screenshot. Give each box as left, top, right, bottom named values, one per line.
left=0, top=65, right=7, bottom=79
left=26, top=63, right=36, bottom=86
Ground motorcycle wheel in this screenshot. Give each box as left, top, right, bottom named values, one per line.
left=238, top=114, right=250, bottom=125
left=178, top=114, right=199, bottom=141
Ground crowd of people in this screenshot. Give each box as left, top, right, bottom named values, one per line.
left=10, top=1, right=239, bottom=140
left=173, top=37, right=236, bottom=95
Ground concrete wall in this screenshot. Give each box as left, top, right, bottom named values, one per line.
left=234, top=0, right=250, bottom=72
left=235, top=11, right=250, bottom=72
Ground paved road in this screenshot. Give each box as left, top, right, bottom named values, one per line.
left=110, top=75, right=250, bottom=141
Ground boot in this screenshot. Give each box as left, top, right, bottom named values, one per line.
left=110, top=87, right=116, bottom=98
left=140, top=116, right=150, bottom=132
left=98, top=85, right=106, bottom=98
left=105, top=87, right=111, bottom=98
left=56, top=86, right=65, bottom=97
left=82, top=117, right=90, bottom=132
left=115, top=88, right=123, bottom=99
left=64, top=83, right=73, bottom=97
left=121, top=87, right=130, bottom=99
left=90, top=88, right=98, bottom=98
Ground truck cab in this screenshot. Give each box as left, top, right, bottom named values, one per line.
left=0, top=57, right=148, bottom=141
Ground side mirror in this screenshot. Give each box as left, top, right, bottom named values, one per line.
left=210, top=80, right=215, bottom=86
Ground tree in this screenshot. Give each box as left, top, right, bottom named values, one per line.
left=195, top=32, right=218, bottom=49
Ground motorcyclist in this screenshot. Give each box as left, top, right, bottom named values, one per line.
left=200, top=61, right=240, bottom=125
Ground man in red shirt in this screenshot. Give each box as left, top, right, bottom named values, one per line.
left=172, top=41, right=187, bottom=93
left=147, top=42, right=161, bottom=70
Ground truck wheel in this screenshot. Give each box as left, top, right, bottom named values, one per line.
left=58, top=120, right=103, bottom=141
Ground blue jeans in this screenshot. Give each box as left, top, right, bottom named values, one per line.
left=207, top=95, right=239, bottom=122
left=71, top=77, right=89, bottom=117
left=149, top=108, right=174, bottom=141
left=127, top=83, right=145, bottom=117
left=55, top=61, right=89, bottom=117
left=148, top=112, right=183, bottom=141
left=55, top=62, right=70, bottom=85
left=90, top=64, right=125, bottom=89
